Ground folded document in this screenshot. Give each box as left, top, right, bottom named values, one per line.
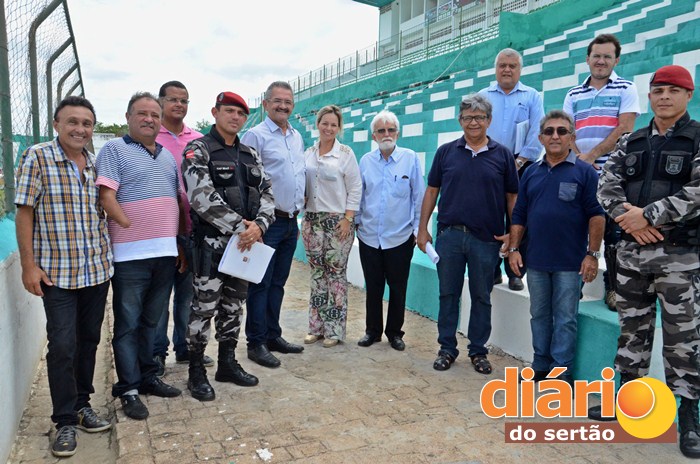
left=218, top=235, right=275, bottom=284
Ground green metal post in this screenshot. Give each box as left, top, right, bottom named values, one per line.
left=65, top=80, right=81, bottom=99
left=0, top=0, right=15, bottom=214
left=46, top=39, right=72, bottom=138
left=29, top=0, right=64, bottom=143
left=56, top=63, right=77, bottom=103
left=62, top=1, right=85, bottom=97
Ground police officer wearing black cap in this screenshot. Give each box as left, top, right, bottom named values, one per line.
left=181, top=91, right=276, bottom=401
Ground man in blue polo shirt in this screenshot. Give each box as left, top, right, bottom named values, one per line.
left=417, top=93, right=519, bottom=374
left=508, top=110, right=604, bottom=384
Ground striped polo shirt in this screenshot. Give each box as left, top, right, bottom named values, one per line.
left=15, top=139, right=113, bottom=289
left=563, top=71, right=640, bottom=172
left=96, top=135, right=180, bottom=262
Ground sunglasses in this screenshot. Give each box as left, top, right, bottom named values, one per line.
left=375, top=128, right=398, bottom=135
left=542, top=127, right=571, bottom=136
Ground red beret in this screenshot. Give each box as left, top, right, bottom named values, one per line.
left=216, top=91, right=250, bottom=114
left=650, top=65, right=694, bottom=91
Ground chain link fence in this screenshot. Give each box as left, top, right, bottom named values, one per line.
left=1, top=0, right=84, bottom=217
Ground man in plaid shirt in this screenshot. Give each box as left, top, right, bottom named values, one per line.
left=15, top=96, right=113, bottom=457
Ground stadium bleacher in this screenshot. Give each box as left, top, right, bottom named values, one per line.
left=246, top=0, right=699, bottom=382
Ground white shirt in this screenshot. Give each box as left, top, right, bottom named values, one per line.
left=304, top=139, right=362, bottom=213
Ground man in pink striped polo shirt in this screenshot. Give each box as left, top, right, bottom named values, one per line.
left=151, top=81, right=213, bottom=376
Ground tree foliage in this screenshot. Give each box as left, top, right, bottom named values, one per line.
left=94, top=122, right=129, bottom=136
left=194, top=119, right=212, bottom=133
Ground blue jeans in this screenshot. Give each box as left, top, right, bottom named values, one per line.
left=111, top=257, right=175, bottom=397
left=41, top=281, right=109, bottom=427
left=435, top=226, right=500, bottom=359
left=246, top=217, right=299, bottom=348
left=154, top=237, right=194, bottom=358
left=527, top=269, right=582, bottom=372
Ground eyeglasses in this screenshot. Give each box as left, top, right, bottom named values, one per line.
left=542, top=127, right=572, bottom=136
left=269, top=98, right=294, bottom=106
left=163, top=97, right=189, bottom=105
left=375, top=128, right=397, bottom=135
left=459, top=115, right=488, bottom=123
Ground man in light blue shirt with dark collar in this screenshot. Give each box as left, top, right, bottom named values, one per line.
left=356, top=110, right=425, bottom=351
left=479, top=47, right=545, bottom=291
left=241, top=81, right=306, bottom=368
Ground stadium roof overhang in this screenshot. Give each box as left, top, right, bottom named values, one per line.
left=352, top=0, right=394, bottom=7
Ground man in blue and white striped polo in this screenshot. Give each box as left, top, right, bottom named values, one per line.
left=563, top=33, right=640, bottom=311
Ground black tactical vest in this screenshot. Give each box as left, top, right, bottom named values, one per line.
left=192, top=126, right=266, bottom=239
left=620, top=113, right=700, bottom=245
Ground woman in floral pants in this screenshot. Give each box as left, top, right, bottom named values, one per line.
left=301, top=105, right=362, bottom=347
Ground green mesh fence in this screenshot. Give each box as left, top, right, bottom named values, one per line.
left=1, top=0, right=84, bottom=217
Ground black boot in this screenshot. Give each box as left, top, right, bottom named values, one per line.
left=188, top=351, right=215, bottom=402
left=603, top=245, right=618, bottom=312
left=588, top=373, right=636, bottom=421
left=215, top=341, right=259, bottom=387
left=679, top=397, right=700, bottom=458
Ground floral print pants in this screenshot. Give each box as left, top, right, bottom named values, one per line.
left=301, top=212, right=354, bottom=340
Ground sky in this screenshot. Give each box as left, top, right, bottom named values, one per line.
left=68, top=0, right=379, bottom=125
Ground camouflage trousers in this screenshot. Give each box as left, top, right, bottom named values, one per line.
left=614, top=264, right=700, bottom=399
left=186, top=253, right=248, bottom=355
left=301, top=212, right=354, bottom=341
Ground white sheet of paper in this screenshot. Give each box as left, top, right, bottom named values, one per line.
left=425, top=242, right=440, bottom=264
left=217, top=235, right=275, bottom=284
left=515, top=119, right=529, bottom=155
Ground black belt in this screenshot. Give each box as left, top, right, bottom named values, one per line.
left=449, top=225, right=470, bottom=233
left=274, top=209, right=299, bottom=218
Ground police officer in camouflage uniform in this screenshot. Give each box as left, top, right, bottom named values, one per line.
left=594, top=65, right=700, bottom=458
left=181, top=91, right=275, bottom=401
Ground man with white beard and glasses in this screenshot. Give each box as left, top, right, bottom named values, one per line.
left=356, top=110, right=425, bottom=351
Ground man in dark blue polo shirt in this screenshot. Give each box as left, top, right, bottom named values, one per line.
left=417, top=93, right=519, bottom=374
left=508, top=110, right=604, bottom=384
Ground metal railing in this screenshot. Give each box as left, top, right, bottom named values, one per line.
left=250, top=0, right=558, bottom=108
left=1, top=0, right=84, bottom=217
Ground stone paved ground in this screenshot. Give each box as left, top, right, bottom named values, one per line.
left=9, top=313, right=117, bottom=463
left=10, top=260, right=687, bottom=463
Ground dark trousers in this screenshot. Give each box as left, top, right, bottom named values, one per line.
left=246, top=216, right=299, bottom=348
left=111, top=257, right=175, bottom=397
left=154, top=237, right=194, bottom=358
left=358, top=236, right=415, bottom=339
left=41, top=281, right=110, bottom=427
left=495, top=159, right=531, bottom=281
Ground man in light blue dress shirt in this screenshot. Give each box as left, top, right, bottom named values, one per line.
left=356, top=110, right=425, bottom=351
left=241, top=81, right=306, bottom=368
left=479, top=48, right=544, bottom=291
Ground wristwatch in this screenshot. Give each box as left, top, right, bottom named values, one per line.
left=344, top=215, right=354, bottom=223
left=586, top=250, right=601, bottom=259
left=515, top=158, right=525, bottom=169
left=508, top=247, right=520, bottom=253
